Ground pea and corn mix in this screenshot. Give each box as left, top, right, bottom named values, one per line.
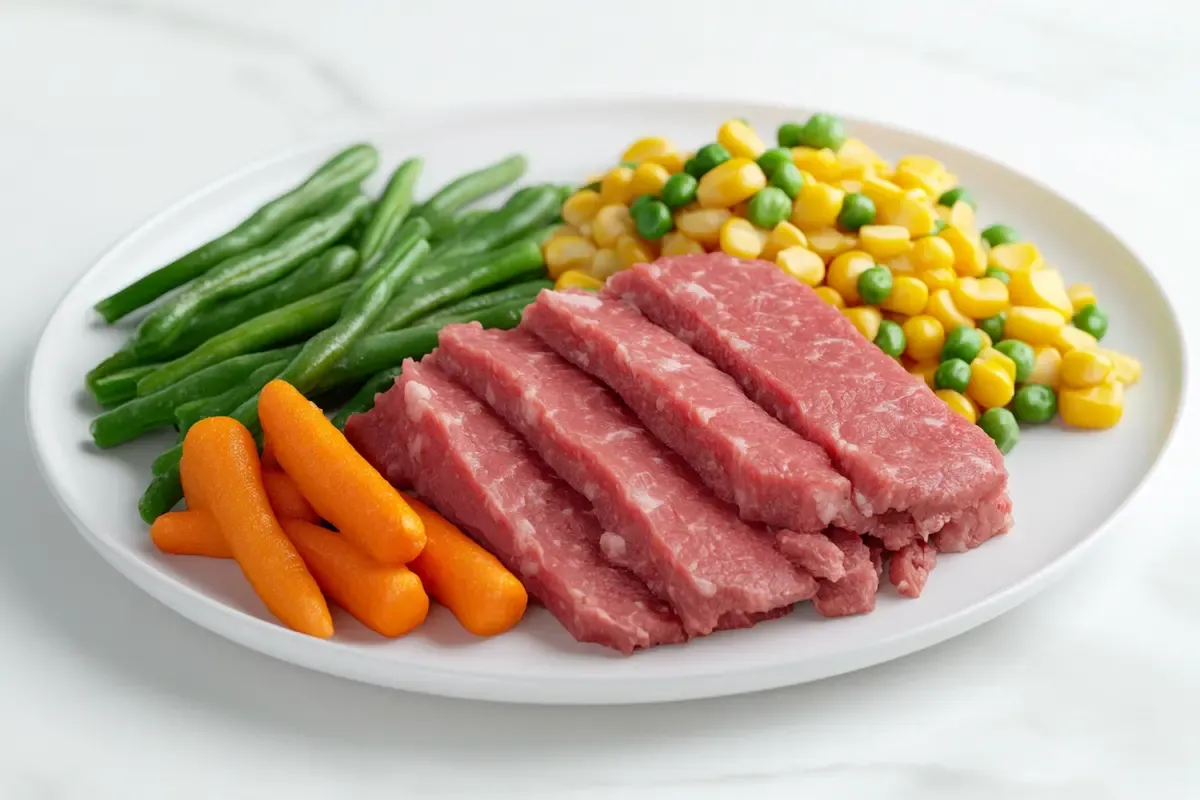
left=543, top=114, right=1141, bottom=454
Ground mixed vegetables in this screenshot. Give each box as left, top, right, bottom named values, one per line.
left=545, top=114, right=1142, bottom=454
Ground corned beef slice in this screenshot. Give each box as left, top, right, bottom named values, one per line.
left=436, top=324, right=817, bottom=636
left=607, top=254, right=1012, bottom=552
left=345, top=358, right=685, bottom=653
left=521, top=288, right=861, bottom=534
left=812, top=529, right=879, bottom=618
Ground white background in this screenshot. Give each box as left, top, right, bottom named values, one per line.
left=3, top=1, right=1198, bottom=797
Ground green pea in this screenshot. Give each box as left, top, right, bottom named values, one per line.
left=769, top=162, right=805, bottom=199
left=934, top=358, right=972, bottom=393
left=661, top=173, right=698, bottom=209
left=1012, top=384, right=1057, bottom=424
left=857, top=265, right=893, bottom=305
left=978, top=313, right=1007, bottom=344
left=981, top=224, right=1020, bottom=247
left=747, top=188, right=792, bottom=229
left=1073, top=304, right=1109, bottom=341
left=978, top=407, right=1020, bottom=455
left=838, top=192, right=876, bottom=231
left=874, top=320, right=906, bottom=357
left=687, top=143, right=732, bottom=179
left=984, top=267, right=1010, bottom=285
left=778, top=122, right=805, bottom=148
left=756, top=147, right=793, bottom=177
left=632, top=199, right=673, bottom=241
left=993, top=339, right=1034, bottom=383
left=682, top=157, right=699, bottom=178
left=798, top=113, right=847, bottom=151
left=941, top=326, right=983, bottom=362
left=629, top=194, right=655, bottom=217
left=937, top=187, right=976, bottom=209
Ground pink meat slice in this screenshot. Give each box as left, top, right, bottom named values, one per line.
left=607, top=254, right=1012, bottom=547
left=776, top=530, right=847, bottom=582
left=521, top=288, right=862, bottom=534
left=889, top=539, right=937, bottom=598
left=812, top=530, right=879, bottom=618
left=345, top=358, right=685, bottom=653
left=436, top=323, right=817, bottom=637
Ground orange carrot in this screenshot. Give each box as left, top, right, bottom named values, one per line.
left=150, top=510, right=232, bottom=558
left=281, top=519, right=429, bottom=637
left=180, top=416, right=333, bottom=638
left=261, top=438, right=280, bottom=470
left=262, top=469, right=320, bottom=523
left=258, top=380, right=425, bottom=565
left=404, top=494, right=528, bottom=636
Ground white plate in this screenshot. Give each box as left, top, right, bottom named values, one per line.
left=27, top=100, right=1187, bottom=705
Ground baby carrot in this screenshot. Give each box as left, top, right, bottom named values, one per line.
left=404, top=494, right=528, bottom=636
left=180, top=416, right=333, bottom=638
left=261, top=438, right=280, bottom=469
left=258, top=379, right=425, bottom=565
left=281, top=519, right=429, bottom=637
left=262, top=469, right=320, bottom=523
left=150, top=510, right=232, bottom=558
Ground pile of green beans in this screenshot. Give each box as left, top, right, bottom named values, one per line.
left=84, top=142, right=562, bottom=524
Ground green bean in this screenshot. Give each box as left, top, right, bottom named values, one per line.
left=431, top=185, right=560, bottom=261
left=331, top=366, right=404, bottom=429
left=313, top=327, right=440, bottom=392
left=174, top=360, right=287, bottom=435
left=134, top=193, right=370, bottom=350
left=95, top=144, right=378, bottom=323
left=89, top=365, right=159, bottom=409
left=86, top=348, right=143, bottom=397
left=416, top=154, right=527, bottom=235
left=359, top=158, right=423, bottom=267
left=414, top=278, right=551, bottom=326
left=90, top=347, right=300, bottom=448
left=136, top=281, right=356, bottom=396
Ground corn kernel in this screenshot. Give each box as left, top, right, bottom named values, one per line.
left=718, top=119, right=766, bottom=159
left=903, top=314, right=946, bottom=361
left=1005, top=306, right=1066, bottom=346
left=1059, top=381, right=1124, bottom=429
left=842, top=306, right=883, bottom=341
left=1101, top=349, right=1142, bottom=385
left=947, top=200, right=975, bottom=232
left=562, top=190, right=603, bottom=228
left=939, top=225, right=987, bottom=277
left=838, top=138, right=889, bottom=178
left=544, top=236, right=597, bottom=279
left=615, top=234, right=654, bottom=268
left=697, top=158, right=767, bottom=208
left=977, top=329, right=993, bottom=350
left=911, top=236, right=956, bottom=272
left=589, top=248, right=623, bottom=281
left=1009, top=268, right=1073, bottom=317
left=838, top=179, right=864, bottom=194
left=1060, top=349, right=1115, bottom=389
left=675, top=208, right=732, bottom=248
left=861, top=176, right=906, bottom=219
left=886, top=254, right=918, bottom=275
left=1053, top=325, right=1099, bottom=354
left=967, top=358, right=1016, bottom=409
left=814, top=286, right=845, bottom=308
left=761, top=221, right=808, bottom=261
left=885, top=196, right=938, bottom=238
left=806, top=228, right=859, bottom=261
left=977, top=347, right=1017, bottom=382
left=988, top=242, right=1044, bottom=273
left=554, top=269, right=603, bottom=292
left=791, top=182, right=846, bottom=229
left=936, top=389, right=979, bottom=423
left=791, top=147, right=842, bottom=183
left=896, top=155, right=947, bottom=178
left=927, top=289, right=974, bottom=332
left=907, top=359, right=939, bottom=389
left=621, top=136, right=678, bottom=166
left=660, top=231, right=704, bottom=257
left=1028, top=346, right=1063, bottom=388
left=720, top=218, right=770, bottom=259
left=629, top=162, right=671, bottom=198
left=951, top=276, right=1009, bottom=319
left=776, top=246, right=825, bottom=286
left=917, top=266, right=957, bottom=292
left=882, top=275, right=930, bottom=316
left=826, top=250, right=875, bottom=304
left=859, top=225, right=912, bottom=260
left=599, top=166, right=636, bottom=206
left=892, top=165, right=941, bottom=198
left=592, top=204, right=636, bottom=248
left=1067, top=283, right=1098, bottom=313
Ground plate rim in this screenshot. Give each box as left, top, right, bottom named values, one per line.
left=26, top=96, right=1192, bottom=704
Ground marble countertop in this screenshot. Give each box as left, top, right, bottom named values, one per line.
left=3, top=1, right=1198, bottom=797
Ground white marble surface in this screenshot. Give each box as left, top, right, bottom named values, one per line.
left=3, top=1, right=1199, bottom=797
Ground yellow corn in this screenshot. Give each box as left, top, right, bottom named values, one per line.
left=1101, top=349, right=1142, bottom=385
left=978, top=347, right=1016, bottom=381
left=896, top=155, right=947, bottom=178
left=719, top=218, right=770, bottom=259
left=814, top=286, right=845, bottom=308
left=967, top=358, right=1015, bottom=409
left=1067, top=283, right=1098, bottom=313
left=1060, top=349, right=1115, bottom=389
left=629, top=162, right=671, bottom=197
left=592, top=204, right=636, bottom=248
left=838, top=138, right=889, bottom=178
left=660, top=231, right=705, bottom=257
left=838, top=179, right=864, bottom=194
left=882, top=275, right=930, bottom=316
left=885, top=195, right=938, bottom=238
left=842, top=306, right=883, bottom=341
left=1053, top=325, right=1099, bottom=354
left=1059, top=381, right=1124, bottom=429
left=917, top=266, right=957, bottom=292
left=927, top=289, right=975, bottom=332
left=859, top=225, right=912, bottom=260
left=562, top=189, right=604, bottom=228
left=776, top=246, right=825, bottom=286
left=790, top=182, right=846, bottom=229
left=911, top=235, right=956, bottom=272
left=544, top=235, right=598, bottom=279
left=861, top=176, right=906, bottom=219
left=791, top=147, right=842, bottom=182
left=697, top=158, right=767, bottom=208
left=908, top=359, right=939, bottom=389
left=554, top=269, right=603, bottom=292
left=886, top=254, right=917, bottom=275
left=936, top=389, right=979, bottom=423
left=1005, top=306, right=1066, bottom=346
left=826, top=250, right=875, bottom=305
left=939, top=225, right=987, bottom=277
left=951, top=276, right=1009, bottom=319
left=717, top=119, right=766, bottom=159
left=621, top=136, right=678, bottom=165
left=589, top=248, right=623, bottom=281
left=891, top=165, right=941, bottom=198
left=615, top=234, right=654, bottom=268
left=1009, top=268, right=1073, bottom=317
left=903, top=315, right=946, bottom=361
left=675, top=208, right=732, bottom=248
left=761, top=221, right=808, bottom=261
left=806, top=228, right=859, bottom=261
left=599, top=166, right=636, bottom=206
left=947, top=200, right=975, bottom=232
left=1028, top=346, right=1062, bottom=388
left=988, top=242, right=1044, bottom=273
left=730, top=200, right=750, bottom=219
left=977, top=328, right=993, bottom=350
